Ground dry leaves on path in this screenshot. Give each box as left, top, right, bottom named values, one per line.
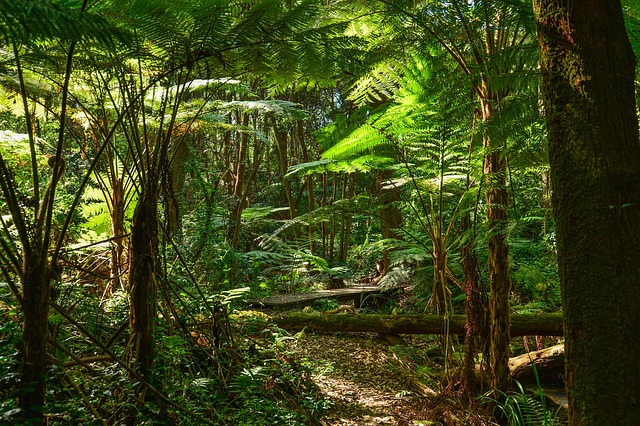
left=286, top=331, right=497, bottom=426
left=287, top=332, right=429, bottom=425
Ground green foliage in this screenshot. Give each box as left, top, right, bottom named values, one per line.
left=312, top=298, right=340, bottom=311
left=482, top=380, right=562, bottom=426
left=227, top=321, right=332, bottom=425
left=0, top=285, right=20, bottom=422
left=0, top=0, right=129, bottom=47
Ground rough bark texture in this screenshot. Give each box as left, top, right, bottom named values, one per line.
left=271, top=312, right=562, bottom=337
left=109, top=176, right=126, bottom=292
left=534, top=1, right=640, bottom=424
left=128, top=186, right=158, bottom=384
left=18, top=157, right=64, bottom=423
left=481, top=98, right=512, bottom=393
left=19, top=247, right=52, bottom=423
left=459, top=213, right=486, bottom=397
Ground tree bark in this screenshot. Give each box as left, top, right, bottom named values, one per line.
left=109, top=176, right=126, bottom=293
left=459, top=212, right=486, bottom=397
left=128, top=185, right=158, bottom=386
left=271, top=312, right=562, bottom=337
left=272, top=120, right=298, bottom=226
left=19, top=246, right=52, bottom=423
left=481, top=97, right=512, bottom=393
left=377, top=170, right=403, bottom=273
left=534, top=1, right=640, bottom=424
left=297, top=119, right=317, bottom=254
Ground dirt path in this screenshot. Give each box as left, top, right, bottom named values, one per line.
left=287, top=332, right=496, bottom=426
left=288, top=332, right=417, bottom=425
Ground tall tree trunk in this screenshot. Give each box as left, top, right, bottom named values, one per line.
left=377, top=170, right=403, bottom=273
left=110, top=177, right=126, bottom=293
left=231, top=142, right=264, bottom=248
left=165, top=130, right=189, bottom=237
left=431, top=235, right=450, bottom=315
left=128, top=183, right=158, bottom=387
left=228, top=114, right=251, bottom=246
left=272, top=119, right=300, bottom=236
left=17, top=156, right=64, bottom=424
left=19, top=245, right=52, bottom=423
left=481, top=97, right=512, bottom=393
left=459, top=212, right=485, bottom=400
left=321, top=172, right=328, bottom=258
left=297, top=120, right=316, bottom=254
left=534, top=1, right=640, bottom=424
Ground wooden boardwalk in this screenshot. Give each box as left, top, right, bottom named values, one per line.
left=247, top=286, right=382, bottom=308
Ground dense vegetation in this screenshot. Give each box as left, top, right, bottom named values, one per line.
left=1, top=1, right=639, bottom=425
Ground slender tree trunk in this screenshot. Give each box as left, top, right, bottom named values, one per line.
left=272, top=121, right=297, bottom=222
left=329, top=174, right=338, bottom=262
left=165, top=131, right=189, bottom=237
left=321, top=172, right=328, bottom=258
left=481, top=97, right=512, bottom=393
left=459, top=212, right=485, bottom=399
left=431, top=236, right=450, bottom=315
left=110, top=177, right=126, bottom=293
left=377, top=170, right=403, bottom=273
left=297, top=120, right=316, bottom=254
left=228, top=114, right=251, bottom=246
left=231, top=143, right=264, bottom=248
left=534, top=1, right=640, bottom=424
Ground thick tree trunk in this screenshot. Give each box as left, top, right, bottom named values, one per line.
left=18, top=157, right=64, bottom=424
left=128, top=186, right=158, bottom=385
left=534, top=1, right=640, bottom=424
left=19, top=247, right=52, bottom=423
left=165, top=131, right=189, bottom=237
left=271, top=312, right=562, bottom=337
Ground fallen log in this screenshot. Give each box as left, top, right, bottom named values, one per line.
left=473, top=344, right=566, bottom=385
left=271, top=312, right=563, bottom=337
left=509, top=344, right=565, bottom=384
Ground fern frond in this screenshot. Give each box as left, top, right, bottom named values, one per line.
left=0, top=0, right=130, bottom=47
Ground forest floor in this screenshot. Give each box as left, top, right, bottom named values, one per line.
left=286, top=332, right=497, bottom=426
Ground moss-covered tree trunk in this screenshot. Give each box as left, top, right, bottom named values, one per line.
left=534, top=1, right=640, bottom=424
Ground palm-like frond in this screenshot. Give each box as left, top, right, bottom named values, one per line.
left=0, top=0, right=129, bottom=47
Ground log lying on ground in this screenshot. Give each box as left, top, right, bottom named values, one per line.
left=509, top=343, right=565, bottom=383
left=271, top=312, right=563, bottom=337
